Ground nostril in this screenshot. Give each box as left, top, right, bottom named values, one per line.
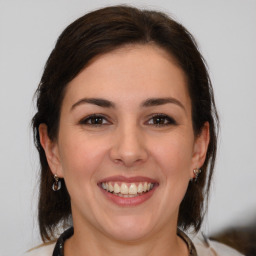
left=112, top=156, right=146, bottom=167
left=113, top=158, right=125, bottom=165
left=109, top=132, right=148, bottom=167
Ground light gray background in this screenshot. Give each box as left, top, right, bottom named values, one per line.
left=0, top=0, right=255, bottom=255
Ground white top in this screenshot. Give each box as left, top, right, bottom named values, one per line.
left=24, top=234, right=244, bottom=256
left=192, top=233, right=244, bottom=256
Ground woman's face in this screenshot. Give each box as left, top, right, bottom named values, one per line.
left=41, top=44, right=208, bottom=241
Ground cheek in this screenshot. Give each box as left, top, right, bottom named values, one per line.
left=57, top=132, right=108, bottom=180
left=150, top=133, right=194, bottom=179
left=146, top=134, right=194, bottom=222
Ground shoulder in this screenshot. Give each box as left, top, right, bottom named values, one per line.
left=192, top=233, right=244, bottom=256
left=24, top=242, right=55, bottom=256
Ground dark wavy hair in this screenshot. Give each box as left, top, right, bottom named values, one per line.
left=32, top=5, right=219, bottom=241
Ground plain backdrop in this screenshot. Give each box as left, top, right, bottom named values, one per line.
left=0, top=0, right=255, bottom=255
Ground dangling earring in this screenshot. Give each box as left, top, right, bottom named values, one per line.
left=193, top=168, right=201, bottom=182
left=52, top=174, right=61, bottom=191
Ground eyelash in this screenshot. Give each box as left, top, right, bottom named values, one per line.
left=79, top=114, right=177, bottom=127
left=147, top=114, right=177, bottom=126
left=79, top=114, right=110, bottom=126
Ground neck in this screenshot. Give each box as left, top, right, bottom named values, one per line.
left=64, top=221, right=188, bottom=256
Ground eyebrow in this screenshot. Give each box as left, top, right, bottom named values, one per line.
left=71, top=97, right=185, bottom=111
left=71, top=98, right=115, bottom=111
left=141, top=97, right=185, bottom=110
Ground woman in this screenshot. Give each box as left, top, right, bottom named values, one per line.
left=27, top=5, right=243, bottom=256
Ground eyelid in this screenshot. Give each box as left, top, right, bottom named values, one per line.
left=79, top=114, right=112, bottom=125
left=145, top=113, right=177, bottom=126
left=78, top=113, right=177, bottom=127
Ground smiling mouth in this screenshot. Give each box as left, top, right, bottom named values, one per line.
left=100, top=182, right=156, bottom=198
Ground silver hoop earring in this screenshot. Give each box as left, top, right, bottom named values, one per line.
left=52, top=174, right=61, bottom=191
left=193, top=168, right=201, bottom=182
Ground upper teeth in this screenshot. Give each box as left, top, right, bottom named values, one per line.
left=101, top=182, right=154, bottom=195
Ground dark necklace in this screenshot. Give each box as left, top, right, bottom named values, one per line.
left=177, top=229, right=198, bottom=256
left=53, top=227, right=197, bottom=256
left=52, top=227, right=73, bottom=256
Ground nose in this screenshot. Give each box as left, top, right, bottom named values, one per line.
left=109, top=123, right=148, bottom=167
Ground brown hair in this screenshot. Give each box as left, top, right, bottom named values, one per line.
left=32, top=5, right=219, bottom=241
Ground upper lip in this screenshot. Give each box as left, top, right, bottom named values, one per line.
left=98, top=175, right=158, bottom=184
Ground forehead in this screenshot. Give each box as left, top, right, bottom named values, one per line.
left=63, top=44, right=190, bottom=109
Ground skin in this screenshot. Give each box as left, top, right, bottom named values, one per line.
left=39, top=44, right=209, bottom=256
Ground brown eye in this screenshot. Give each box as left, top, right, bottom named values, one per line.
left=80, top=115, right=109, bottom=126
left=89, top=116, right=104, bottom=125
left=147, top=114, right=177, bottom=126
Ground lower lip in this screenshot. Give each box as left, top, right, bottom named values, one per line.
left=99, top=185, right=158, bottom=207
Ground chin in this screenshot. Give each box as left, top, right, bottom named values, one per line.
left=101, top=214, right=155, bottom=242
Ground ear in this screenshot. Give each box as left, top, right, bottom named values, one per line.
left=191, top=122, right=210, bottom=177
left=39, top=124, right=63, bottom=178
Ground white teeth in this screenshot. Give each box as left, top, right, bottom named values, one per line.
left=116, top=193, right=137, bottom=198
left=121, top=183, right=128, bottom=194
left=108, top=183, right=114, bottom=192
left=143, top=182, right=147, bottom=192
left=129, top=183, right=137, bottom=195
left=137, top=183, right=143, bottom=193
left=101, top=181, right=155, bottom=196
left=114, top=183, right=120, bottom=193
